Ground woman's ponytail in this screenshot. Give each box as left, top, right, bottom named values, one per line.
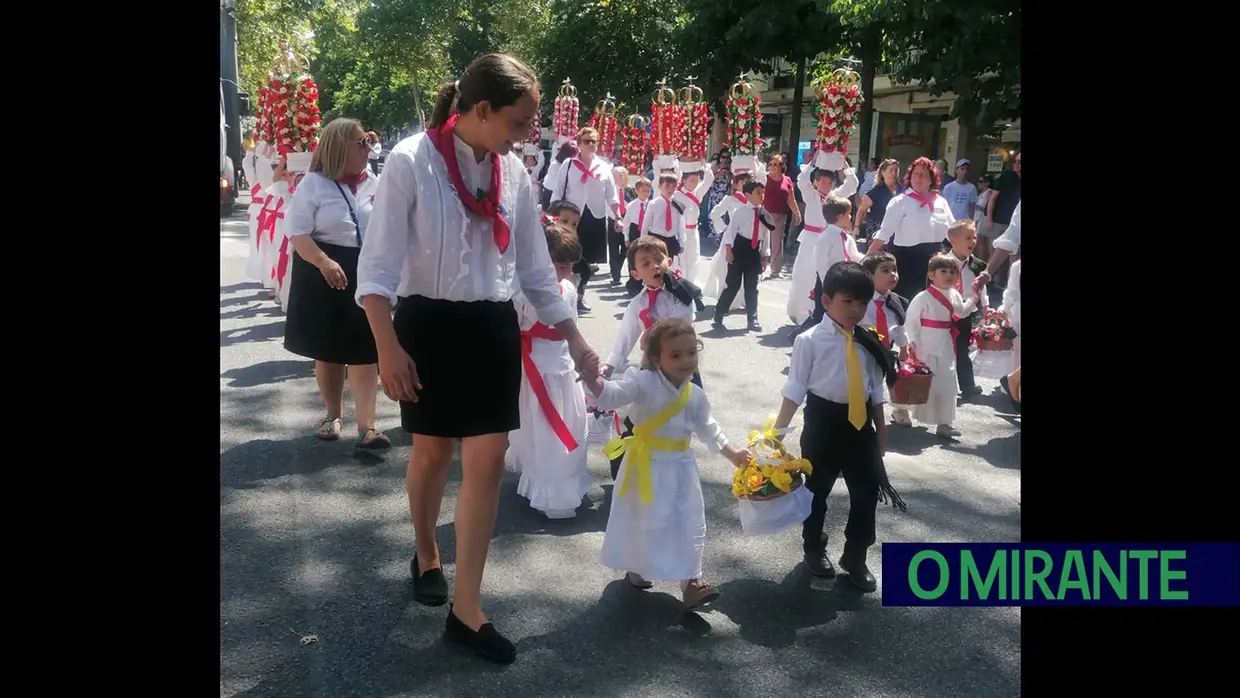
left=427, top=81, right=458, bottom=129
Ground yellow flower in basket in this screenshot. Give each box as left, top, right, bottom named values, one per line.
left=734, top=417, right=814, bottom=500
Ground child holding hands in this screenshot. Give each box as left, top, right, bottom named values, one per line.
left=905, top=252, right=981, bottom=438
left=583, top=318, right=749, bottom=610
left=771, top=261, right=906, bottom=591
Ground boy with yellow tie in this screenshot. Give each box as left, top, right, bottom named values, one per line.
left=770, top=261, right=907, bottom=591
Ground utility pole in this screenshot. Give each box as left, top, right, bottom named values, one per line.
left=220, top=0, right=243, bottom=177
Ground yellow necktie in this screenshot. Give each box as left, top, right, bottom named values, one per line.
left=837, top=324, right=867, bottom=430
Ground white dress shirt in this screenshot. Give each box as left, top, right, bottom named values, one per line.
left=620, top=197, right=651, bottom=232
left=642, top=195, right=687, bottom=246
left=607, top=285, right=695, bottom=369
left=355, top=132, right=572, bottom=327
left=783, top=319, right=885, bottom=407
left=812, top=223, right=861, bottom=280
left=874, top=189, right=956, bottom=248
left=287, top=171, right=380, bottom=247
left=548, top=155, right=619, bottom=218
left=949, top=252, right=989, bottom=310
left=797, top=165, right=859, bottom=233
left=709, top=192, right=747, bottom=234
left=722, top=203, right=773, bottom=257
left=993, top=201, right=1021, bottom=254
left=862, top=292, right=909, bottom=348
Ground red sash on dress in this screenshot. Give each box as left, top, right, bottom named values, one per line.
left=919, top=286, right=960, bottom=342
left=520, top=322, right=579, bottom=452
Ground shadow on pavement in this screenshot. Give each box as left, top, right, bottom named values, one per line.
left=221, top=321, right=287, bottom=348
left=221, top=360, right=313, bottom=388
left=222, top=302, right=286, bottom=321
left=944, top=431, right=1021, bottom=470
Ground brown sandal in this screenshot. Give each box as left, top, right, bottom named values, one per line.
left=357, top=427, right=391, bottom=450
left=315, top=417, right=343, bottom=441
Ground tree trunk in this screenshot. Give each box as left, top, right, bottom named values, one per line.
left=412, top=85, right=426, bottom=130
left=787, top=55, right=808, bottom=158
left=857, top=28, right=880, bottom=166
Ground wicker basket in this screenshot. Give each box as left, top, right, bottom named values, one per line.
left=892, top=372, right=933, bottom=405
left=739, top=473, right=805, bottom=501
left=976, top=338, right=1013, bottom=351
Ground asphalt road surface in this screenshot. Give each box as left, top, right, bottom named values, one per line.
left=220, top=201, right=1021, bottom=697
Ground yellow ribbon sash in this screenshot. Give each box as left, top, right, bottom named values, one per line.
left=602, top=381, right=693, bottom=504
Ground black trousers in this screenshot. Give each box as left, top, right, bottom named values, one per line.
left=715, top=239, right=761, bottom=323
left=608, top=220, right=628, bottom=283
left=954, top=314, right=976, bottom=392
left=800, top=395, right=880, bottom=562
left=573, top=259, right=593, bottom=300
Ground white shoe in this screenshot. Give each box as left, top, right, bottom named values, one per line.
left=891, top=408, right=912, bottom=426
left=936, top=424, right=961, bottom=438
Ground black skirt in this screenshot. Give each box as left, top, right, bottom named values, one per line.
left=890, top=241, right=943, bottom=301
left=283, top=242, right=378, bottom=365
left=579, top=209, right=608, bottom=264
left=394, top=295, right=522, bottom=437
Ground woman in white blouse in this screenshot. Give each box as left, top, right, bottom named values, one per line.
left=545, top=125, right=621, bottom=313
left=355, top=53, right=601, bottom=664
left=865, top=156, right=955, bottom=300
left=283, top=118, right=387, bottom=448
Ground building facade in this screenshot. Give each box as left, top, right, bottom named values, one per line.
left=742, top=58, right=1021, bottom=177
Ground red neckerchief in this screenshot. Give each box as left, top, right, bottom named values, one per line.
left=572, top=159, right=599, bottom=184
left=426, top=113, right=510, bottom=253
left=638, top=286, right=661, bottom=329
left=677, top=186, right=701, bottom=207
left=905, top=188, right=937, bottom=209
left=339, top=170, right=368, bottom=195
left=750, top=207, right=761, bottom=250
left=732, top=192, right=746, bottom=203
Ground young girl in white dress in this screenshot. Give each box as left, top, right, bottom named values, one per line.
left=258, top=157, right=295, bottom=298
left=905, top=252, right=980, bottom=438
left=583, top=318, right=749, bottom=610
left=508, top=221, right=591, bottom=518
left=247, top=143, right=275, bottom=284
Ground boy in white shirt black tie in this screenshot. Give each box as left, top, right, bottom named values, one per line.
left=712, top=180, right=772, bottom=332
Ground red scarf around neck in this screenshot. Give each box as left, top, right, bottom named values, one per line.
left=426, top=113, right=510, bottom=253
left=339, top=170, right=368, bottom=194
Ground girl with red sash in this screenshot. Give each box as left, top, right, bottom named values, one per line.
left=903, top=252, right=981, bottom=438
left=507, top=222, right=590, bottom=519
left=355, top=54, right=602, bottom=664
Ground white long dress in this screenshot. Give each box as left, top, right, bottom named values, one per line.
left=787, top=165, right=859, bottom=323
left=674, top=169, right=715, bottom=285
left=246, top=149, right=274, bottom=282
left=592, top=369, right=729, bottom=582
left=260, top=181, right=293, bottom=301
left=508, top=280, right=591, bottom=518
left=904, top=286, right=978, bottom=426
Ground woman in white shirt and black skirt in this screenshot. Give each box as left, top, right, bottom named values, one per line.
left=283, top=118, right=389, bottom=449
left=356, top=53, right=602, bottom=664
left=865, top=157, right=955, bottom=300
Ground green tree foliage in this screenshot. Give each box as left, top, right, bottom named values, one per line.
left=536, top=0, right=689, bottom=117
left=236, top=0, right=319, bottom=100
left=830, top=0, right=1021, bottom=133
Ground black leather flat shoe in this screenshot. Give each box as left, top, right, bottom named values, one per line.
left=838, top=557, right=877, bottom=593
left=411, top=555, right=448, bottom=606
left=444, top=605, right=517, bottom=664
left=804, top=549, right=836, bottom=578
